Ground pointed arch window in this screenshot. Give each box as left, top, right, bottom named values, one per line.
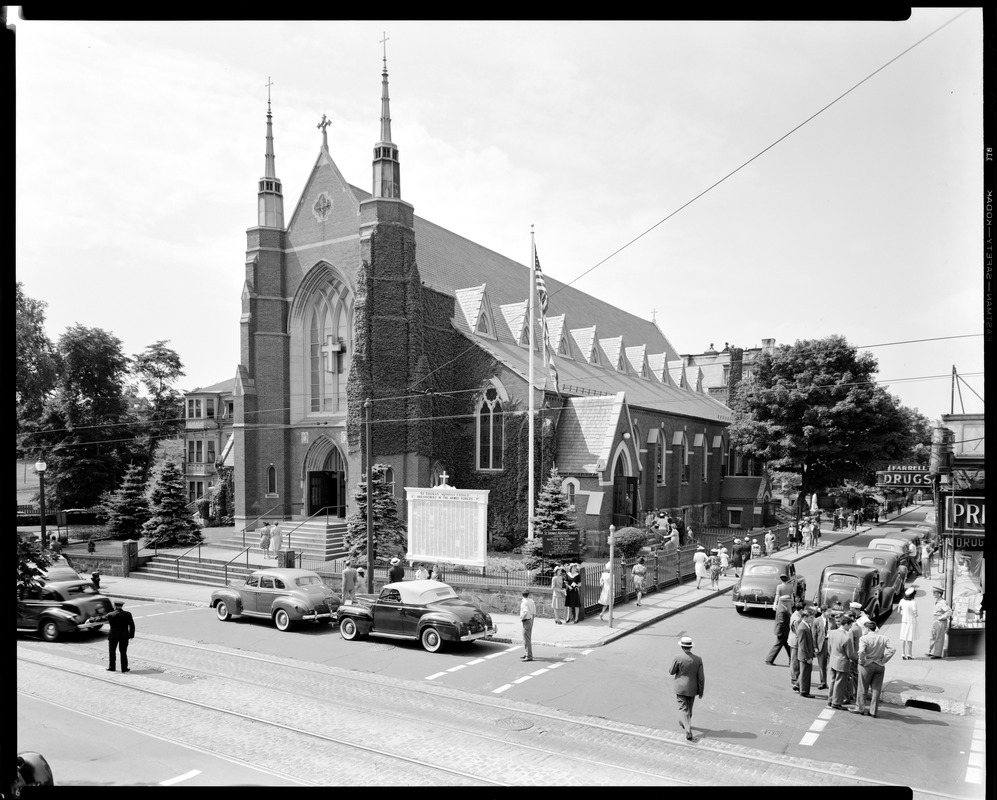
left=476, top=386, right=505, bottom=471
left=267, top=465, right=277, bottom=495
left=558, top=338, right=569, bottom=356
left=382, top=466, right=395, bottom=497
left=476, top=312, right=490, bottom=335
left=307, top=281, right=352, bottom=414
left=657, top=428, right=666, bottom=485
left=430, top=462, right=448, bottom=487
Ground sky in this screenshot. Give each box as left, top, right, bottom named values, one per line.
left=12, top=12, right=987, bottom=422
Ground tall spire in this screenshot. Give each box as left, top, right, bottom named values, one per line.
left=372, top=33, right=400, bottom=199
left=258, top=76, right=284, bottom=228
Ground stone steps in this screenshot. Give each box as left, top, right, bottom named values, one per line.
left=131, top=555, right=257, bottom=587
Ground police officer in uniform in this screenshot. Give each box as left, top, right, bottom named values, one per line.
left=102, top=600, right=136, bottom=672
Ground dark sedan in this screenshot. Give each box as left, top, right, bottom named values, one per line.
left=732, top=558, right=806, bottom=614
left=338, top=579, right=497, bottom=652
left=16, top=580, right=113, bottom=642
left=814, top=563, right=884, bottom=620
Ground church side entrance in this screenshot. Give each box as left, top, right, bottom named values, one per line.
left=612, top=475, right=639, bottom=528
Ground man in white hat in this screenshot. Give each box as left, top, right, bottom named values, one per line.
left=669, top=636, right=705, bottom=741
left=388, top=557, right=404, bottom=583
left=927, top=586, right=951, bottom=658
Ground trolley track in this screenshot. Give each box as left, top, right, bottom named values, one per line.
left=16, top=635, right=931, bottom=788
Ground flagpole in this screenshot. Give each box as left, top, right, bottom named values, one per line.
left=528, top=226, right=536, bottom=541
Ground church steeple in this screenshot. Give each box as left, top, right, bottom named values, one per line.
left=258, top=77, right=285, bottom=228
left=372, top=34, right=401, bottom=200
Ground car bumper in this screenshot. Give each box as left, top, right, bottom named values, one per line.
left=733, top=599, right=774, bottom=611
left=300, top=610, right=337, bottom=622
left=460, top=626, right=497, bottom=642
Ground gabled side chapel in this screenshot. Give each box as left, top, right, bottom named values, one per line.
left=233, top=57, right=735, bottom=551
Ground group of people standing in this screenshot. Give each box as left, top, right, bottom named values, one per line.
left=766, top=594, right=900, bottom=718
left=257, top=521, right=283, bottom=559
left=549, top=562, right=586, bottom=624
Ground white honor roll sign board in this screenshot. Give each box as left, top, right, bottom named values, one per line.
left=405, top=475, right=489, bottom=568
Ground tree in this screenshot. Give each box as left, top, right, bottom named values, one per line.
left=17, top=536, right=53, bottom=598
left=533, top=466, right=575, bottom=534
left=100, top=462, right=151, bottom=540
left=142, top=461, right=203, bottom=548
left=132, top=341, right=186, bottom=483
left=728, top=335, right=914, bottom=517
left=15, top=282, right=58, bottom=451
left=344, top=464, right=407, bottom=563
left=32, top=325, right=140, bottom=509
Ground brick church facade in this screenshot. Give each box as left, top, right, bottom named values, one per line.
left=232, top=58, right=735, bottom=550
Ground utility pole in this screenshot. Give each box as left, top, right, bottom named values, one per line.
left=365, top=398, right=374, bottom=593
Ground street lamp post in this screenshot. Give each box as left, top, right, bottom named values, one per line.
left=35, top=460, right=48, bottom=548
left=608, top=524, right=615, bottom=628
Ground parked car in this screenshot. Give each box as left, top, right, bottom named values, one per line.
left=338, top=579, right=497, bottom=652
left=731, top=558, right=807, bottom=614
left=884, top=529, right=923, bottom=573
left=852, top=549, right=907, bottom=609
left=814, top=563, right=883, bottom=620
left=210, top=568, right=341, bottom=632
left=869, top=537, right=918, bottom=574
left=16, top=580, right=113, bottom=642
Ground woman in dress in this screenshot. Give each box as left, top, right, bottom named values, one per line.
left=564, top=563, right=583, bottom=624
left=631, top=557, right=647, bottom=606
left=550, top=566, right=567, bottom=624
left=270, top=523, right=283, bottom=556
left=258, top=524, right=271, bottom=559
left=693, top=546, right=708, bottom=590
left=597, top=562, right=613, bottom=621
left=708, top=549, right=723, bottom=591
left=898, top=586, right=918, bottom=659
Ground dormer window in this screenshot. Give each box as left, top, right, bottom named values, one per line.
left=476, top=312, right=490, bottom=335
left=618, top=354, right=626, bottom=371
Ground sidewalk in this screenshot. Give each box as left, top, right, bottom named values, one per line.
left=91, top=506, right=983, bottom=717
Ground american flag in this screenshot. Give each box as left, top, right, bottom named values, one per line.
left=533, top=246, right=559, bottom=394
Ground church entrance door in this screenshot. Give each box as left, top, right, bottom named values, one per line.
left=307, top=471, right=346, bottom=517
left=612, top=475, right=639, bottom=528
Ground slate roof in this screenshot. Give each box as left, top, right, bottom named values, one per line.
left=720, top=476, right=766, bottom=501
left=554, top=395, right=625, bottom=475
left=189, top=378, right=236, bottom=395
left=345, top=183, right=731, bottom=423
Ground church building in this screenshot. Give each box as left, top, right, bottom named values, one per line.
left=232, top=56, right=734, bottom=553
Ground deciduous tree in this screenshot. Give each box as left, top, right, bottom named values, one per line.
left=15, top=282, right=57, bottom=451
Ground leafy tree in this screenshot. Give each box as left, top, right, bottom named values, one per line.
left=132, top=341, right=185, bottom=482
left=101, top=462, right=151, bottom=540
left=728, top=335, right=914, bottom=518
left=533, top=466, right=575, bottom=534
left=142, top=461, right=203, bottom=548
left=15, top=282, right=58, bottom=452
left=16, top=536, right=53, bottom=598
left=345, top=464, right=407, bottom=563
left=32, top=325, right=140, bottom=509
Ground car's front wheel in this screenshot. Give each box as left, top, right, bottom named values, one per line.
left=735, top=605, right=746, bottom=615
left=420, top=626, right=443, bottom=653
left=273, top=609, right=291, bottom=631
left=340, top=617, right=359, bottom=640
left=215, top=601, right=232, bottom=621
left=40, top=620, right=60, bottom=642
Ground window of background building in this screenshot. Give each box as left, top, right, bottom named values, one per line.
left=188, top=440, right=203, bottom=463
left=383, top=466, right=395, bottom=496
left=563, top=481, right=576, bottom=512
left=267, top=465, right=277, bottom=495
left=728, top=509, right=742, bottom=526
left=207, top=442, right=215, bottom=464
left=206, top=399, right=215, bottom=419
left=187, top=398, right=201, bottom=418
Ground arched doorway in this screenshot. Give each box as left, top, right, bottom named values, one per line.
left=303, top=436, right=347, bottom=518
left=611, top=449, right=638, bottom=527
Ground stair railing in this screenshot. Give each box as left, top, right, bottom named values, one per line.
left=241, top=503, right=286, bottom=548
left=277, top=505, right=339, bottom=553
left=173, top=541, right=203, bottom=579
left=222, top=545, right=255, bottom=586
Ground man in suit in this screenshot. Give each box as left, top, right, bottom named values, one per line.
left=826, top=615, right=857, bottom=709
left=813, top=605, right=831, bottom=690
left=854, top=620, right=896, bottom=717
left=102, top=600, right=136, bottom=673
left=795, top=607, right=817, bottom=697
left=341, top=561, right=359, bottom=605
left=765, top=594, right=793, bottom=665
left=669, top=636, right=705, bottom=741
left=788, top=601, right=804, bottom=691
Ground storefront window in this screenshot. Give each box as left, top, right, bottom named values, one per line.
left=949, top=548, right=985, bottom=629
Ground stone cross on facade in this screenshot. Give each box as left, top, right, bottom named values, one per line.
left=321, top=334, right=340, bottom=373
left=317, top=113, right=331, bottom=149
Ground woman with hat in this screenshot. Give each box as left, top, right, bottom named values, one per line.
left=550, top=565, right=567, bottom=623
left=693, top=545, right=708, bottom=590
left=631, top=557, right=647, bottom=607
left=597, top=561, right=613, bottom=621
left=708, top=549, right=723, bottom=590
left=564, top=563, right=583, bottom=624
left=898, top=586, right=918, bottom=659
left=928, top=586, right=951, bottom=658
left=731, top=538, right=744, bottom=577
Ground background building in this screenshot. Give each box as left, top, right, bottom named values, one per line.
left=182, top=379, right=235, bottom=506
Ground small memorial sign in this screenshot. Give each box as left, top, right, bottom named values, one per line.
left=541, top=529, right=582, bottom=559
